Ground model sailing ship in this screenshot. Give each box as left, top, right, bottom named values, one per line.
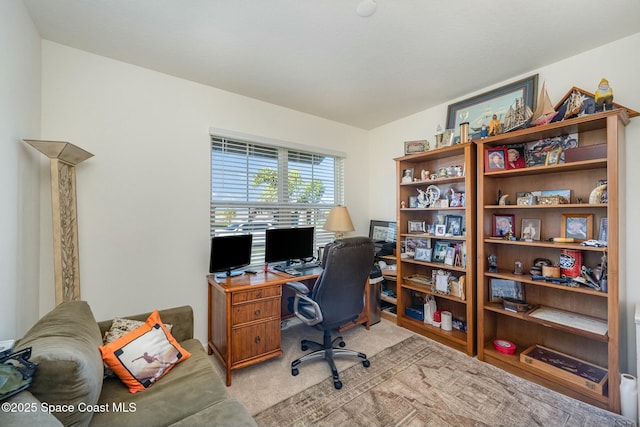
left=530, top=81, right=557, bottom=127
left=502, top=96, right=533, bottom=132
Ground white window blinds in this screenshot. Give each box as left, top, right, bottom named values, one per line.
left=211, top=135, right=345, bottom=265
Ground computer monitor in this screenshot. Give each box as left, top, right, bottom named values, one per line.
left=209, top=234, right=253, bottom=279
left=264, top=227, right=314, bottom=268
left=369, top=220, right=396, bottom=255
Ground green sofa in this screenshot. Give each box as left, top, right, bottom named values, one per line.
left=0, top=301, right=257, bottom=427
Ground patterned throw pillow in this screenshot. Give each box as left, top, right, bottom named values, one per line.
left=102, top=317, right=173, bottom=378
left=99, top=310, right=190, bottom=393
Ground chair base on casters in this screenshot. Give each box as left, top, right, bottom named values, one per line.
left=290, top=329, right=370, bottom=389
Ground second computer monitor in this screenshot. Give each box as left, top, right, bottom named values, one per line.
left=265, top=227, right=314, bottom=266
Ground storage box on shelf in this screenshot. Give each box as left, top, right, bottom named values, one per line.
left=476, top=109, right=630, bottom=413
left=395, top=142, right=476, bottom=356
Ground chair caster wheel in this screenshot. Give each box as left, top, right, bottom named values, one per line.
left=292, top=368, right=299, bottom=376
left=338, top=341, right=346, bottom=347
left=334, top=380, right=342, bottom=389
left=301, top=344, right=308, bottom=351
left=362, top=360, right=370, bottom=368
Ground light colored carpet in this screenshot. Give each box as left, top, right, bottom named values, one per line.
left=253, top=334, right=634, bottom=427
left=209, top=317, right=413, bottom=415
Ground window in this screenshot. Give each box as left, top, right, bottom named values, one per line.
left=211, top=133, right=345, bottom=266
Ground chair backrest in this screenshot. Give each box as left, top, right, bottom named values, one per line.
left=311, top=237, right=375, bottom=329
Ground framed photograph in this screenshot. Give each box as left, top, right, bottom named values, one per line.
left=446, top=74, right=538, bottom=142
left=489, top=279, right=524, bottom=303
left=485, top=147, right=508, bottom=171
left=401, top=168, right=414, bottom=183
left=443, top=247, right=456, bottom=266
left=440, top=129, right=455, bottom=147
left=506, top=144, right=526, bottom=169
left=408, top=220, right=426, bottom=233
left=414, top=247, right=432, bottom=262
left=521, top=218, right=541, bottom=241
left=404, top=140, right=429, bottom=155
left=492, top=214, right=515, bottom=237
left=434, top=224, right=446, bottom=237
left=598, top=217, right=608, bottom=243
left=449, top=190, right=465, bottom=207
left=445, top=215, right=463, bottom=236
left=524, top=133, right=578, bottom=167
left=433, top=270, right=451, bottom=294
left=545, top=147, right=563, bottom=165
left=404, top=237, right=429, bottom=257
left=408, top=196, right=418, bottom=208
left=432, top=241, right=450, bottom=263
left=561, top=214, right=593, bottom=242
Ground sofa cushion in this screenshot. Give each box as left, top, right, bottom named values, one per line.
left=91, top=339, right=230, bottom=427
left=15, top=301, right=103, bottom=427
left=99, top=310, right=190, bottom=393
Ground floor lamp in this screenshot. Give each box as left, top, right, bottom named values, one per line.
left=24, top=140, right=93, bottom=305
left=324, top=205, right=355, bottom=239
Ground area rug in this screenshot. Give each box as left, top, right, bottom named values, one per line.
left=254, top=335, right=633, bottom=427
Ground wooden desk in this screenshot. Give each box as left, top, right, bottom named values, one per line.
left=207, top=268, right=371, bottom=386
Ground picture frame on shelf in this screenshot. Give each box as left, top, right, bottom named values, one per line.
left=443, top=247, right=456, bottom=266
left=446, top=74, right=538, bottom=143
left=434, top=224, right=446, bottom=237
left=401, top=168, right=414, bottom=183
left=521, top=218, right=541, bottom=241
left=432, top=241, right=450, bottom=263
left=545, top=147, right=563, bottom=165
left=408, top=196, right=418, bottom=208
left=408, top=220, right=426, bottom=233
left=598, top=217, right=608, bottom=244
left=524, top=133, right=578, bottom=167
left=561, top=214, right=593, bottom=242
left=506, top=144, right=526, bottom=170
left=485, top=147, right=508, bottom=171
left=489, top=279, right=524, bottom=303
left=404, top=140, right=429, bottom=155
left=404, top=237, right=430, bottom=257
left=445, top=215, right=463, bottom=236
left=414, top=247, right=432, bottom=262
left=493, top=214, right=515, bottom=237
left=432, top=270, right=451, bottom=295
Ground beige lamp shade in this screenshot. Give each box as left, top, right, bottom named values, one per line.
left=324, top=205, right=355, bottom=238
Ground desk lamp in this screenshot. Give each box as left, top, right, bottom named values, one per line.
left=324, top=205, right=355, bottom=239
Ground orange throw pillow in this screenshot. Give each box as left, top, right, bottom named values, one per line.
left=99, top=310, right=191, bottom=393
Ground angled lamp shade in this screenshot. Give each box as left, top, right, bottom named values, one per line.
left=324, top=205, right=355, bottom=239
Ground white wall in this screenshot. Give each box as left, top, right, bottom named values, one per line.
left=39, top=41, right=369, bottom=343
left=368, top=32, right=640, bottom=374
left=0, top=0, right=42, bottom=340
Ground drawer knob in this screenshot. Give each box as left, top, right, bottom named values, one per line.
left=256, top=292, right=262, bottom=298
left=254, top=309, right=261, bottom=316
left=255, top=336, right=261, bottom=344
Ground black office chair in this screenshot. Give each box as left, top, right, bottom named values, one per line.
left=286, top=236, right=375, bottom=389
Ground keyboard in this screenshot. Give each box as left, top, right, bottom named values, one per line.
left=294, top=262, right=321, bottom=271
left=284, top=268, right=302, bottom=276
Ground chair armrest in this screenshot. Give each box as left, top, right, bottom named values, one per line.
left=291, top=293, right=323, bottom=326
left=285, top=281, right=310, bottom=295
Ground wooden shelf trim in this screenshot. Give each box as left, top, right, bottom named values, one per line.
left=482, top=238, right=609, bottom=252
left=401, top=280, right=467, bottom=304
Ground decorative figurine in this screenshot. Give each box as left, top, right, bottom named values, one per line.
left=514, top=261, right=524, bottom=275
left=480, top=124, right=488, bottom=139
left=489, top=114, right=502, bottom=136
left=488, top=254, right=498, bottom=273
left=595, top=78, right=614, bottom=111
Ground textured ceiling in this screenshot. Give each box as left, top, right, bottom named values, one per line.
left=23, top=0, right=640, bottom=129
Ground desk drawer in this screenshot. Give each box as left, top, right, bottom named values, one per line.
left=232, top=286, right=281, bottom=304
left=231, top=319, right=281, bottom=363
left=232, top=299, right=280, bottom=324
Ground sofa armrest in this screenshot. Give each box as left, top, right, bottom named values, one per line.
left=98, top=305, right=194, bottom=342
